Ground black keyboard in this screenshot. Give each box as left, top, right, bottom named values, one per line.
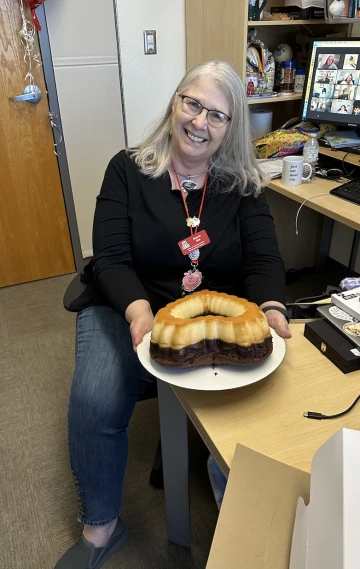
left=330, top=179, right=360, bottom=205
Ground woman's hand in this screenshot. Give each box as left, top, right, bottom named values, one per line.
left=125, top=300, right=154, bottom=351
left=260, top=301, right=292, bottom=340
left=264, top=310, right=292, bottom=339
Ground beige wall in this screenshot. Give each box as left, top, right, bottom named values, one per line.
left=114, top=0, right=186, bottom=146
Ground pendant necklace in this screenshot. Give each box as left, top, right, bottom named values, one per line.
left=172, top=161, right=209, bottom=294
left=176, top=168, right=210, bottom=194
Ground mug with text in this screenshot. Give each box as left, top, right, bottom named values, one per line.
left=282, top=156, right=312, bottom=186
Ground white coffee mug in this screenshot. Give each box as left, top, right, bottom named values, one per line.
left=282, top=156, right=312, bottom=186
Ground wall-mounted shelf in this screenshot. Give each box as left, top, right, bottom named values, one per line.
left=247, top=92, right=302, bottom=105
left=248, top=19, right=326, bottom=26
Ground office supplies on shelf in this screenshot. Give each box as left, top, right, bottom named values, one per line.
left=324, top=130, right=360, bottom=149
left=330, top=178, right=360, bottom=205
left=257, top=158, right=283, bottom=179
left=248, top=0, right=269, bottom=21
left=246, top=92, right=279, bottom=100
left=286, top=0, right=325, bottom=10
left=250, top=109, right=273, bottom=138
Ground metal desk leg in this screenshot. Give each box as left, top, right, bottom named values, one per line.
left=157, top=379, right=191, bottom=548
left=317, top=216, right=334, bottom=272
left=348, top=231, right=360, bottom=276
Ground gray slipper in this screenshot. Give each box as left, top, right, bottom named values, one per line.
left=54, top=518, right=128, bottom=569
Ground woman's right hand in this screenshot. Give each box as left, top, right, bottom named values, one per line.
left=125, top=299, right=154, bottom=351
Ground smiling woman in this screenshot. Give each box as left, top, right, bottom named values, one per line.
left=133, top=60, right=266, bottom=195
left=170, top=78, right=231, bottom=183
left=57, top=60, right=291, bottom=569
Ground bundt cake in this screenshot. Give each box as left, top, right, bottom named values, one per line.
left=150, top=290, right=273, bottom=368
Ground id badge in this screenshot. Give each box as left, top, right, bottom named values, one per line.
left=178, top=229, right=210, bottom=256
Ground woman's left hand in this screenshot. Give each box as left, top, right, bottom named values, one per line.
left=265, top=310, right=292, bottom=339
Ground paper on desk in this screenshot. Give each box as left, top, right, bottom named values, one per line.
left=257, top=158, right=283, bottom=179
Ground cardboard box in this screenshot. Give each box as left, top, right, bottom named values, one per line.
left=206, top=444, right=310, bottom=569
left=207, top=430, right=360, bottom=569
left=290, top=428, right=360, bottom=569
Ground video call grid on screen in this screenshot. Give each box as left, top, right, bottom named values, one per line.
left=302, top=39, right=360, bottom=125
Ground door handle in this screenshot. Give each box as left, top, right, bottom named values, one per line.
left=13, top=85, right=42, bottom=104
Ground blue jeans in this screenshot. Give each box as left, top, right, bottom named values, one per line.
left=68, top=306, right=155, bottom=526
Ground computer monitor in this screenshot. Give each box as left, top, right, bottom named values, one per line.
left=301, top=38, right=360, bottom=127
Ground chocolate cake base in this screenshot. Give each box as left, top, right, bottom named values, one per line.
left=150, top=337, right=273, bottom=368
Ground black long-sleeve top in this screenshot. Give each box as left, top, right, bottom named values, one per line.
left=87, top=150, right=286, bottom=316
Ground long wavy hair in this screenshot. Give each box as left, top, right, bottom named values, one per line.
left=130, top=60, right=267, bottom=195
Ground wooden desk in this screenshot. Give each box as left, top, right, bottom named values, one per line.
left=267, top=169, right=360, bottom=273
left=157, top=323, right=360, bottom=548
left=268, top=176, right=360, bottom=232
left=319, top=145, right=360, bottom=169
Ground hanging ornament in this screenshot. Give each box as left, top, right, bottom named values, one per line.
left=186, top=217, right=201, bottom=228
left=19, top=0, right=42, bottom=91
left=182, top=268, right=203, bottom=293
left=188, top=249, right=200, bottom=261
left=180, top=179, right=198, bottom=193
left=329, top=0, right=345, bottom=17
left=25, top=0, right=47, bottom=31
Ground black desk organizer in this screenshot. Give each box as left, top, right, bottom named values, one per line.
left=304, top=319, right=360, bottom=374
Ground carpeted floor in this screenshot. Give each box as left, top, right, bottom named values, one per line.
left=0, top=274, right=218, bottom=569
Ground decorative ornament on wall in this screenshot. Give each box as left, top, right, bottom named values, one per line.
left=24, top=0, right=47, bottom=31
left=19, top=0, right=42, bottom=88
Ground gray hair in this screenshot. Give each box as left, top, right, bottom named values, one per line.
left=130, top=60, right=268, bottom=195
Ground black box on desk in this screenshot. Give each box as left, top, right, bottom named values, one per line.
left=304, top=319, right=360, bottom=374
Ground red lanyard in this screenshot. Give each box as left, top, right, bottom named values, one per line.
left=172, top=163, right=209, bottom=236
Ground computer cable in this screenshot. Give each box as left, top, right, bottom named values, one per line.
left=304, top=395, right=360, bottom=420
left=295, top=193, right=331, bottom=235
left=341, top=152, right=356, bottom=178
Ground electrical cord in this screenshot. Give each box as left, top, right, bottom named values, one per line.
left=304, top=395, right=360, bottom=420
left=341, top=151, right=356, bottom=178
left=295, top=160, right=358, bottom=234
left=295, top=192, right=330, bottom=235
left=295, top=147, right=360, bottom=234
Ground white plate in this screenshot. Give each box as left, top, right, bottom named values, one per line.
left=137, top=329, right=286, bottom=391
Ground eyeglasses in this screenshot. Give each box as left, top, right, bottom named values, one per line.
left=179, top=95, right=231, bottom=128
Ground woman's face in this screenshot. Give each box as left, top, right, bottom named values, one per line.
left=346, top=75, right=353, bottom=83
left=341, top=105, right=346, bottom=111
left=327, top=56, right=334, bottom=65
left=171, top=77, right=231, bottom=166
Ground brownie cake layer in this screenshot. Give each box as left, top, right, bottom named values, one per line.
left=150, top=337, right=273, bottom=368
